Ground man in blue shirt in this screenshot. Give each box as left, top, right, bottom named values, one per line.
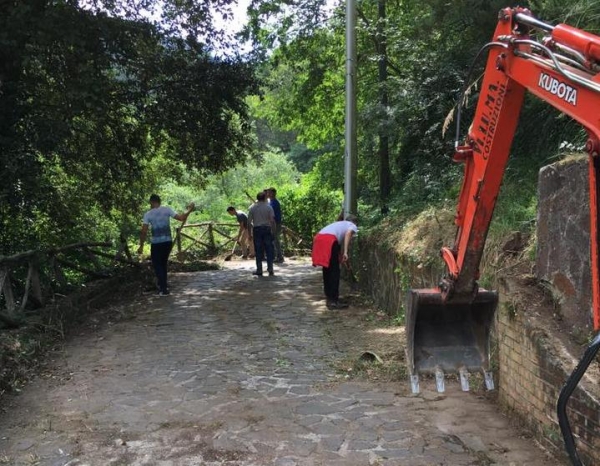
left=138, top=194, right=194, bottom=296
left=267, top=187, right=284, bottom=263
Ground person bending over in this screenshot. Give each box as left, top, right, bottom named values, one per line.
left=311, top=215, right=358, bottom=310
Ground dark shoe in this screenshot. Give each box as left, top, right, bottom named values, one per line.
left=241, top=255, right=248, bottom=259
left=268, top=270, right=275, bottom=276
left=326, top=300, right=348, bottom=310
left=252, top=271, right=263, bottom=276
left=157, top=290, right=170, bottom=297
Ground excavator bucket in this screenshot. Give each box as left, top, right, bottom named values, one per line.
left=405, top=288, right=497, bottom=376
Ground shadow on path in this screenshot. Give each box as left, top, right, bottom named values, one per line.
left=0, top=259, right=560, bottom=465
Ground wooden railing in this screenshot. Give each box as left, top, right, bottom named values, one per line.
left=175, top=222, right=238, bottom=257
left=0, top=240, right=135, bottom=326
left=1, top=224, right=309, bottom=326
left=174, top=222, right=309, bottom=257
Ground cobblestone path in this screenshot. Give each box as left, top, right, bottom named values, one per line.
left=0, top=259, right=559, bottom=465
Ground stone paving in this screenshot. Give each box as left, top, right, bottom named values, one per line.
left=0, top=259, right=560, bottom=465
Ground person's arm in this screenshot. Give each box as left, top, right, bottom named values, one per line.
left=138, top=223, right=149, bottom=255
left=341, top=229, right=354, bottom=263
left=174, top=202, right=195, bottom=222
left=247, top=209, right=254, bottom=239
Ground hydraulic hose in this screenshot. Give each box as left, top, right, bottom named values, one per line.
left=454, top=42, right=507, bottom=148
left=557, top=332, right=600, bottom=466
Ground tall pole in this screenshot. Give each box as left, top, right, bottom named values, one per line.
left=344, top=0, right=357, bottom=218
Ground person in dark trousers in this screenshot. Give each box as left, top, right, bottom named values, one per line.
left=267, top=187, right=284, bottom=263
left=227, top=206, right=255, bottom=258
left=311, top=215, right=358, bottom=309
left=138, top=194, right=194, bottom=296
left=248, top=191, right=276, bottom=276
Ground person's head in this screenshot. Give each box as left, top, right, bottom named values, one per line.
left=149, top=194, right=161, bottom=208
left=226, top=206, right=236, bottom=216
left=268, top=187, right=277, bottom=198
left=345, top=214, right=358, bottom=225
left=257, top=191, right=267, bottom=202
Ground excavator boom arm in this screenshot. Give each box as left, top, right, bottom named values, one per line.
left=405, top=7, right=600, bottom=385
left=406, top=11, right=600, bottom=461
left=445, top=8, right=600, bottom=330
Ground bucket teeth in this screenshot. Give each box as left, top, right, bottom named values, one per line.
left=435, top=367, right=445, bottom=393
left=483, top=369, right=495, bottom=390
left=459, top=366, right=470, bottom=391
left=410, top=374, right=420, bottom=394
left=405, top=289, right=497, bottom=375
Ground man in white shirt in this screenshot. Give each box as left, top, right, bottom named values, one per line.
left=311, top=215, right=358, bottom=309
left=138, top=194, right=194, bottom=296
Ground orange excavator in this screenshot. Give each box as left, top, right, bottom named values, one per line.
left=406, top=8, right=600, bottom=462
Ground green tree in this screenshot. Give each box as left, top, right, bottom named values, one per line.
left=0, top=1, right=259, bottom=255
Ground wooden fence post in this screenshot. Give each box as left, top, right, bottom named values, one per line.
left=0, top=267, right=16, bottom=318
left=116, top=233, right=132, bottom=261
left=50, top=255, right=68, bottom=288
left=208, top=223, right=216, bottom=255
left=176, top=227, right=182, bottom=255
left=29, top=254, right=43, bottom=307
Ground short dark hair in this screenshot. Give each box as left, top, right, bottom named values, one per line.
left=268, top=187, right=277, bottom=195
left=345, top=214, right=358, bottom=224
left=257, top=192, right=266, bottom=201
left=149, top=194, right=161, bottom=204
left=227, top=206, right=236, bottom=212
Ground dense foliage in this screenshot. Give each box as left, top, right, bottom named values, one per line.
left=3, top=0, right=600, bottom=260
left=0, top=1, right=258, bottom=255
left=247, top=0, right=598, bottom=231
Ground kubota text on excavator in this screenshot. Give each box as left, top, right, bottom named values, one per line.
left=405, top=7, right=600, bottom=405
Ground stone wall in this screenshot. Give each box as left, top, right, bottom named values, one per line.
left=496, top=280, right=598, bottom=464
left=355, top=156, right=600, bottom=464
left=536, top=156, right=594, bottom=334
left=356, top=238, right=445, bottom=316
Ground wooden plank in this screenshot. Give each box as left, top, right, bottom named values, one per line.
left=211, top=226, right=235, bottom=241
left=50, top=242, right=112, bottom=254
left=182, top=222, right=237, bottom=229
left=0, top=250, right=37, bottom=265
left=28, top=257, right=44, bottom=307
left=55, top=258, right=110, bottom=279
left=180, top=232, right=212, bottom=249
left=20, top=261, right=32, bottom=312
left=88, top=249, right=140, bottom=266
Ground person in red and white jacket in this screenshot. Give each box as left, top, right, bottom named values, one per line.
left=311, top=215, right=358, bottom=310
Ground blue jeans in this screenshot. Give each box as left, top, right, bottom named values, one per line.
left=273, top=222, right=283, bottom=261
left=253, top=226, right=274, bottom=274
left=151, top=241, right=172, bottom=293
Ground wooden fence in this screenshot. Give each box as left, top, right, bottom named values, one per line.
left=1, top=224, right=308, bottom=326
left=0, top=240, right=135, bottom=326
left=174, top=222, right=309, bottom=257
